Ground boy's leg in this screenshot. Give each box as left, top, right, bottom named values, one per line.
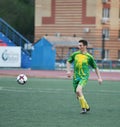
left=78, top=96, right=90, bottom=110
left=73, top=79, right=90, bottom=113
left=76, top=84, right=90, bottom=113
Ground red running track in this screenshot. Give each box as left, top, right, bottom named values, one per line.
left=0, top=69, right=120, bottom=81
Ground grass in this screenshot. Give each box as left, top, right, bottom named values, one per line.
left=0, top=77, right=120, bottom=127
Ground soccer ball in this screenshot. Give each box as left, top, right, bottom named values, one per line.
left=16, top=74, right=27, bottom=85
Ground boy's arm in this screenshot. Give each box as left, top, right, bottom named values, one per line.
left=66, top=61, right=72, bottom=77
left=95, top=68, right=103, bottom=84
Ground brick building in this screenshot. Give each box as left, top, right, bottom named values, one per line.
left=35, top=0, right=120, bottom=61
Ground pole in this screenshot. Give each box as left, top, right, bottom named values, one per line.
left=102, top=34, right=105, bottom=60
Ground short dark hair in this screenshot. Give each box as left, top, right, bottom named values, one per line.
left=79, top=40, right=88, bottom=46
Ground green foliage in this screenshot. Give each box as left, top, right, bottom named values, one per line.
left=0, top=0, right=34, bottom=42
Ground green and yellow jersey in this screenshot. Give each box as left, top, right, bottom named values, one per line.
left=67, top=50, right=97, bottom=91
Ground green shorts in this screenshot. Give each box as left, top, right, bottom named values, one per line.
left=73, top=77, right=88, bottom=92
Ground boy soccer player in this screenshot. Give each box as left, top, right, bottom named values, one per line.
left=66, top=40, right=102, bottom=114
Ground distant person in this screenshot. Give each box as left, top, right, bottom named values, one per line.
left=0, top=40, right=7, bottom=46
left=66, top=39, right=102, bottom=114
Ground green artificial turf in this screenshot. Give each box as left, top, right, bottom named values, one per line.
left=0, top=77, right=120, bottom=127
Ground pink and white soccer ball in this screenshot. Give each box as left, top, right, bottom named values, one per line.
left=17, top=74, right=27, bottom=85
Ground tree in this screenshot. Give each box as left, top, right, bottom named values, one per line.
left=0, top=0, right=34, bottom=42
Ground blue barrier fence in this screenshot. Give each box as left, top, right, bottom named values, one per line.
left=0, top=18, right=31, bottom=56
left=0, top=18, right=32, bottom=68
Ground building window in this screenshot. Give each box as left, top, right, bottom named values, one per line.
left=105, top=49, right=109, bottom=60
left=118, top=50, right=120, bottom=59
left=118, top=30, right=120, bottom=38
left=119, top=8, right=120, bottom=18
left=102, top=28, right=109, bottom=39
left=102, top=8, right=110, bottom=18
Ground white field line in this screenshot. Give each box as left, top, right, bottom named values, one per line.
left=0, top=86, right=3, bottom=90
left=0, top=86, right=120, bottom=95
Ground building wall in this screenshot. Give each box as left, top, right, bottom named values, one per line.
left=35, top=0, right=120, bottom=60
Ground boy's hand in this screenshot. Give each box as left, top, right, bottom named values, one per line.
left=98, top=78, right=103, bottom=84
left=66, top=71, right=72, bottom=78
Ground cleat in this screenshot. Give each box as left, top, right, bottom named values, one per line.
left=86, top=108, right=90, bottom=112
left=80, top=108, right=87, bottom=114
